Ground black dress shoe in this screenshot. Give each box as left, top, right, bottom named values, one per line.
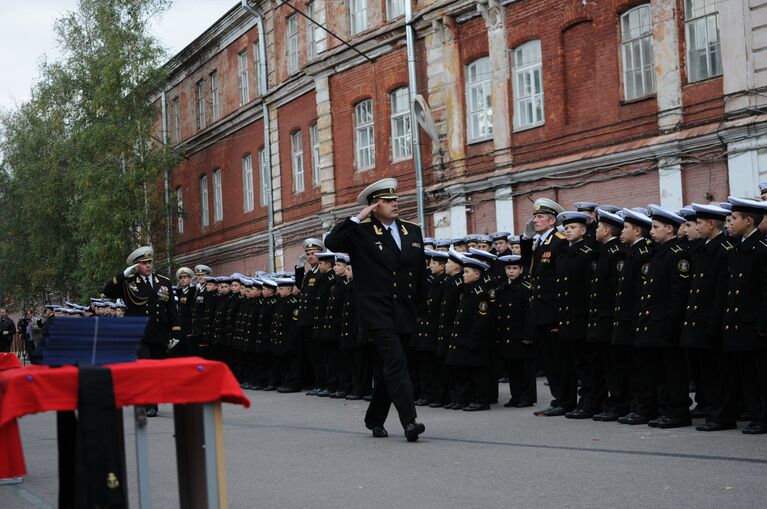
left=317, top=389, right=332, bottom=397
left=619, top=413, right=651, bottom=425
left=503, top=399, right=518, bottom=408
left=566, top=409, right=595, bottom=420
left=428, top=402, right=444, bottom=408
left=696, top=421, right=736, bottom=432
left=515, top=401, right=535, bottom=408
left=648, top=416, right=666, bottom=428
left=252, top=385, right=266, bottom=391
left=414, top=399, right=429, bottom=406
left=329, top=391, right=346, bottom=399
left=658, top=417, right=692, bottom=429
left=277, top=386, right=301, bottom=393
left=742, top=423, right=767, bottom=435
left=362, top=395, right=372, bottom=401
left=263, top=385, right=276, bottom=391
left=369, top=426, right=388, bottom=438
left=542, top=406, right=569, bottom=417
left=305, top=388, right=318, bottom=396
left=598, top=412, right=621, bottom=422
left=463, top=403, right=490, bottom=412
left=146, top=408, right=158, bottom=418
left=345, top=394, right=362, bottom=400
left=690, top=406, right=709, bottom=419
left=404, top=421, right=426, bottom=442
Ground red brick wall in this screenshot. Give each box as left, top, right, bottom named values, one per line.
left=682, top=159, right=730, bottom=204
left=466, top=194, right=497, bottom=234
left=171, top=118, right=266, bottom=256
left=328, top=47, right=420, bottom=206
left=276, top=90, right=321, bottom=224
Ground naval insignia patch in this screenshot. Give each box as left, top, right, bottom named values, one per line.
left=478, top=301, right=488, bottom=315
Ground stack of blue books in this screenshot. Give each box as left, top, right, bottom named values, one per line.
left=41, top=316, right=148, bottom=366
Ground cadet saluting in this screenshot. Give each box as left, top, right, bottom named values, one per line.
left=324, top=178, right=427, bottom=442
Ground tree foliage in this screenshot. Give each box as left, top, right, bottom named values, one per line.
left=0, top=0, right=177, bottom=306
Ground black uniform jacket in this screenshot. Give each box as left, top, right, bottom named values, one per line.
left=103, top=271, right=180, bottom=345
left=414, top=272, right=446, bottom=352
left=296, top=267, right=320, bottom=327
left=634, top=237, right=691, bottom=348
left=679, top=233, right=732, bottom=349
left=522, top=229, right=568, bottom=327
left=494, top=277, right=536, bottom=360
left=312, top=270, right=335, bottom=340
left=611, top=238, right=654, bottom=346
left=722, top=231, right=767, bottom=352
left=555, top=239, right=597, bottom=341
left=446, top=281, right=492, bottom=367
left=586, top=237, right=625, bottom=342
left=325, top=216, right=426, bottom=334
left=339, top=282, right=363, bottom=350
left=271, top=295, right=301, bottom=355
left=436, top=273, right=463, bottom=356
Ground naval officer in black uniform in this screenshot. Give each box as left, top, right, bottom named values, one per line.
left=324, top=177, right=427, bottom=442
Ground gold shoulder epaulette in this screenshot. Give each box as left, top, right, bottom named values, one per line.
left=639, top=246, right=649, bottom=255
left=522, top=281, right=532, bottom=289
left=671, top=245, right=682, bottom=254
left=360, top=218, right=372, bottom=223
left=555, top=231, right=566, bottom=240
left=609, top=245, right=620, bottom=254
left=580, top=245, right=592, bottom=254
left=723, top=241, right=733, bottom=251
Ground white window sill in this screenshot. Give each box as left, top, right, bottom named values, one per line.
left=513, top=122, right=545, bottom=133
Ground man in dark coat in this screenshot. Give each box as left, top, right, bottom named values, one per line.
left=0, top=307, right=16, bottom=353
left=172, top=266, right=196, bottom=357
left=324, top=177, right=427, bottom=441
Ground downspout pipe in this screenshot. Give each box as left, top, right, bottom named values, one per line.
left=405, top=1, right=425, bottom=228
left=241, top=0, right=275, bottom=272
left=161, top=91, right=173, bottom=275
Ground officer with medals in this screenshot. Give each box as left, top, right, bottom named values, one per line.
left=192, top=264, right=212, bottom=354
left=297, top=238, right=325, bottom=396
left=324, top=177, right=427, bottom=442
left=633, top=205, right=692, bottom=429
left=102, top=246, right=181, bottom=417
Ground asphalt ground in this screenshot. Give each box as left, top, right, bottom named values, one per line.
left=2, top=378, right=767, bottom=509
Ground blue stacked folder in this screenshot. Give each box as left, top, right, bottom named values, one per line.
left=41, top=316, right=149, bottom=366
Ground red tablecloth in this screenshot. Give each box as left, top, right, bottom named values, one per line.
left=0, top=352, right=22, bottom=371
left=0, top=357, right=250, bottom=478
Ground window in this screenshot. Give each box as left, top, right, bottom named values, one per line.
left=176, top=187, right=184, bottom=234
left=196, top=79, right=205, bottom=130
left=238, top=50, right=249, bottom=106
left=390, top=87, right=412, bottom=160
left=210, top=70, right=220, bottom=121
left=307, top=2, right=325, bottom=60
left=310, top=122, right=321, bottom=186
left=253, top=41, right=262, bottom=95
left=287, top=14, right=299, bottom=74
left=466, top=57, right=493, bottom=140
left=387, top=0, right=405, bottom=20
left=258, top=148, right=269, bottom=206
left=621, top=5, right=655, bottom=101
left=200, top=175, right=209, bottom=227
left=212, top=169, right=223, bottom=222
left=355, top=100, right=375, bottom=169
left=172, top=96, right=180, bottom=143
left=512, top=42, right=544, bottom=130
left=350, top=0, right=368, bottom=35
left=684, top=0, right=722, bottom=82
left=291, top=130, right=305, bottom=193
left=242, top=154, right=254, bottom=212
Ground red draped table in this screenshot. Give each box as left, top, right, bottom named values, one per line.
left=0, top=357, right=250, bottom=508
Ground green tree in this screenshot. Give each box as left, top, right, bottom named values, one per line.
left=0, top=0, right=177, bottom=305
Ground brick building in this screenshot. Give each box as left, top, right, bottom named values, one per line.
left=155, top=0, right=767, bottom=274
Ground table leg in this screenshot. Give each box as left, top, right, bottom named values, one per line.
left=134, top=406, right=152, bottom=509
left=173, top=402, right=228, bottom=509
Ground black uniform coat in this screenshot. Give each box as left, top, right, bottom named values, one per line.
left=446, top=281, right=492, bottom=367
left=249, top=295, right=276, bottom=354
left=494, top=277, right=536, bottom=359
left=324, top=216, right=426, bottom=334
left=211, top=292, right=232, bottom=347
left=634, top=237, right=691, bottom=348
left=722, top=231, right=767, bottom=352
left=320, top=273, right=347, bottom=342
left=103, top=271, right=180, bottom=345
left=586, top=238, right=625, bottom=342
left=522, top=229, right=568, bottom=327
left=679, top=232, right=732, bottom=349
left=231, top=298, right=255, bottom=351
left=436, top=273, right=463, bottom=356
left=296, top=267, right=321, bottom=327
left=202, top=292, right=219, bottom=346
left=271, top=295, right=301, bottom=355
left=0, top=316, right=16, bottom=350
left=414, top=272, right=446, bottom=352
left=611, top=238, right=654, bottom=346
left=174, top=285, right=196, bottom=339
left=339, top=282, right=363, bottom=350
left=555, top=239, right=597, bottom=341
left=192, top=284, right=207, bottom=339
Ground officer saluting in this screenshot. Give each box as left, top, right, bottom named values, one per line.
left=103, top=246, right=181, bottom=417
left=324, top=178, right=427, bottom=442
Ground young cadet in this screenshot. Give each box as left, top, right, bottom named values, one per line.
left=634, top=205, right=692, bottom=429
left=312, top=252, right=337, bottom=397
left=338, top=260, right=371, bottom=400
left=414, top=249, right=448, bottom=407
left=552, top=211, right=599, bottom=419
left=494, top=255, right=536, bottom=407
left=251, top=277, right=278, bottom=390
left=586, top=209, right=627, bottom=422
left=230, top=277, right=254, bottom=381
left=677, top=204, right=733, bottom=429
left=173, top=267, right=196, bottom=357
left=434, top=249, right=465, bottom=408
left=612, top=209, right=654, bottom=424
left=446, top=254, right=493, bottom=411
left=326, top=254, right=351, bottom=399
left=212, top=277, right=233, bottom=361
left=574, top=201, right=600, bottom=246
left=200, top=276, right=220, bottom=358
left=272, top=277, right=303, bottom=393
left=296, top=238, right=325, bottom=396
left=720, top=197, right=767, bottom=435
left=452, top=237, right=469, bottom=253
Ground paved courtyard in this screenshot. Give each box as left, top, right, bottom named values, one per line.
left=2, top=379, right=766, bottom=508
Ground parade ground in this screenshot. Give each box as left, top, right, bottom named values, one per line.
left=2, top=378, right=766, bottom=509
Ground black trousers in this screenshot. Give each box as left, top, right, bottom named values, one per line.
left=364, top=330, right=416, bottom=429
left=138, top=342, right=167, bottom=413
left=688, top=347, right=718, bottom=413
left=417, top=351, right=436, bottom=402
left=305, top=328, right=325, bottom=388
left=708, top=351, right=743, bottom=425
left=350, top=346, right=372, bottom=397
left=738, top=350, right=767, bottom=426
left=320, top=341, right=340, bottom=392
left=605, top=344, right=633, bottom=416
left=432, top=354, right=450, bottom=404
left=338, top=349, right=353, bottom=393
left=253, top=353, right=272, bottom=387
left=567, top=340, right=602, bottom=413
left=503, top=358, right=537, bottom=404
left=451, top=365, right=489, bottom=405
left=582, top=340, right=609, bottom=413
left=632, top=348, right=659, bottom=418
left=538, top=326, right=576, bottom=409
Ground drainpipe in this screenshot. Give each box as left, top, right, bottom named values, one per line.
left=241, top=0, right=275, bottom=272
left=161, top=91, right=173, bottom=275
left=405, top=1, right=425, bottom=228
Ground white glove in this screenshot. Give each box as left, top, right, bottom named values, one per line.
left=123, top=264, right=139, bottom=278
left=2, top=331, right=8, bottom=335
left=522, top=219, right=535, bottom=240
left=295, top=254, right=307, bottom=268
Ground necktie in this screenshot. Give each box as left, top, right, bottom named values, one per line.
left=387, top=227, right=400, bottom=251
